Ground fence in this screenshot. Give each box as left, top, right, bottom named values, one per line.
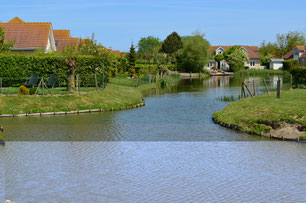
left=241, top=75, right=292, bottom=99
left=0, top=73, right=109, bottom=95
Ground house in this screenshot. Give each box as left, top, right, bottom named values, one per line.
left=283, top=45, right=306, bottom=66
left=270, top=58, right=284, bottom=70
left=0, top=17, right=56, bottom=53
left=205, top=45, right=261, bottom=70
left=53, top=29, right=81, bottom=52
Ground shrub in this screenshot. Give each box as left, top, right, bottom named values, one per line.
left=290, top=66, right=306, bottom=88
left=283, top=59, right=298, bottom=71
left=29, top=87, right=37, bottom=95
left=19, top=85, right=29, bottom=95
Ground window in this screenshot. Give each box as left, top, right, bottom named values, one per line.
left=209, top=61, right=213, bottom=67
left=55, top=40, right=58, bottom=47
left=250, top=61, right=256, bottom=67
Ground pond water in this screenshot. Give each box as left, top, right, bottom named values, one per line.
left=0, top=76, right=305, bottom=202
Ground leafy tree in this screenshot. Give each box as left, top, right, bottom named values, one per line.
left=0, top=27, right=15, bottom=53
left=214, top=54, right=224, bottom=70
left=177, top=32, right=210, bottom=72
left=224, top=46, right=249, bottom=72
left=78, top=33, right=100, bottom=56
left=137, top=36, right=161, bottom=63
left=127, top=43, right=136, bottom=76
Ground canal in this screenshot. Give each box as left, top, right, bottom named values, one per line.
left=0, top=76, right=305, bottom=202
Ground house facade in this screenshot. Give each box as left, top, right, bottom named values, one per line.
left=0, top=17, right=56, bottom=53
left=283, top=45, right=306, bottom=66
left=205, top=45, right=261, bottom=70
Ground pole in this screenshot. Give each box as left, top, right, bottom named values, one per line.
left=263, top=78, right=269, bottom=94
left=277, top=77, right=281, bottom=99
left=76, top=74, right=79, bottom=92
left=42, top=77, right=44, bottom=96
left=199, top=72, right=201, bottom=80
left=0, top=77, right=2, bottom=94
left=243, top=82, right=253, bottom=97
left=253, top=79, right=256, bottom=96
left=241, top=82, right=244, bottom=98
left=95, top=73, right=98, bottom=91
left=290, top=74, right=293, bottom=90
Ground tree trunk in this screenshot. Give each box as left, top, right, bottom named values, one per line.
left=67, top=71, right=75, bottom=92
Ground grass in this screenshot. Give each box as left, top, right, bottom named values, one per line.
left=217, top=95, right=241, bottom=102
left=299, top=136, right=306, bottom=141
left=213, top=89, right=306, bottom=135
left=236, top=69, right=288, bottom=76
left=0, top=87, right=97, bottom=95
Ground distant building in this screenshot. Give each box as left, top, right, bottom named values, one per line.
left=205, top=45, right=261, bottom=70
left=0, top=17, right=56, bottom=53
left=270, top=58, right=284, bottom=70
left=283, top=45, right=306, bottom=66
left=53, top=29, right=81, bottom=52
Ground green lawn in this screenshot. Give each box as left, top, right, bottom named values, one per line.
left=213, top=89, right=306, bottom=135
left=0, top=87, right=97, bottom=95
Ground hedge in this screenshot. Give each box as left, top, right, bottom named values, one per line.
left=290, top=66, right=306, bottom=88
left=0, top=54, right=112, bottom=86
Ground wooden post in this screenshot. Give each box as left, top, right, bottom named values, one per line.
left=76, top=74, right=79, bottom=93
left=0, top=77, right=2, bottom=94
left=263, top=78, right=269, bottom=94
left=277, top=78, right=281, bottom=99
left=290, top=74, right=293, bottom=90
left=199, top=72, right=201, bottom=80
left=102, top=75, right=104, bottom=88
left=253, top=79, right=256, bottom=96
left=243, top=82, right=253, bottom=97
left=42, top=77, right=45, bottom=96
left=241, top=82, right=244, bottom=98
left=94, top=73, right=98, bottom=91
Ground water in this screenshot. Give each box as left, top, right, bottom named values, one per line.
left=1, top=76, right=305, bottom=202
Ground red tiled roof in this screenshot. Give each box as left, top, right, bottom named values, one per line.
left=296, top=45, right=306, bottom=51
left=210, top=45, right=260, bottom=59
left=53, top=30, right=71, bottom=38
left=0, top=23, right=51, bottom=49
left=283, top=50, right=293, bottom=59
left=55, top=38, right=79, bottom=52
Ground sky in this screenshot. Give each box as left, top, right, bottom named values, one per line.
left=1, top=0, right=305, bottom=51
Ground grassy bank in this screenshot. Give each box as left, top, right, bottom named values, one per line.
left=0, top=74, right=180, bottom=115
left=213, top=89, right=306, bottom=137
left=236, top=69, right=288, bottom=76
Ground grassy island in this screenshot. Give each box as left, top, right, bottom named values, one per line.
left=213, top=89, right=306, bottom=140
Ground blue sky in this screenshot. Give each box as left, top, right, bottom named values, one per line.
left=1, top=0, right=305, bottom=51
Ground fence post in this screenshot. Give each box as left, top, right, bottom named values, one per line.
left=290, top=74, right=293, bottom=90
left=263, top=78, right=269, bottom=94
left=241, top=82, right=244, bottom=98
left=76, top=74, right=79, bottom=93
left=42, top=77, right=45, bottom=96
left=0, top=77, right=2, bottom=94
left=94, top=73, right=98, bottom=91
left=199, top=72, right=201, bottom=80
left=253, top=79, right=256, bottom=96
left=277, top=76, right=281, bottom=98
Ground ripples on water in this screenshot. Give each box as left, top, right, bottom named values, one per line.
left=0, top=77, right=305, bottom=202
left=2, top=142, right=306, bottom=202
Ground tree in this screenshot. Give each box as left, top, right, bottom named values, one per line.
left=160, top=32, right=182, bottom=54
left=78, top=33, right=100, bottom=56
left=62, top=45, right=79, bottom=92
left=214, top=54, right=224, bottom=70
left=137, top=36, right=161, bottom=63
left=0, top=27, right=15, bottom=53
left=224, top=46, right=249, bottom=72
left=127, top=43, right=136, bottom=76
left=177, top=32, right=210, bottom=72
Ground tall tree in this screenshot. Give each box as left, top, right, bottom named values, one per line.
left=62, top=45, right=79, bottom=92
left=177, top=32, right=210, bottom=72
left=137, top=36, right=161, bottom=63
left=128, top=43, right=136, bottom=76
left=160, top=32, right=182, bottom=54
left=0, top=27, right=15, bottom=53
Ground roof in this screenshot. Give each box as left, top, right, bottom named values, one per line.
left=300, top=52, right=306, bottom=59
left=210, top=45, right=261, bottom=59
left=53, top=30, right=71, bottom=39
left=55, top=37, right=80, bottom=52
left=296, top=45, right=306, bottom=51
left=283, top=50, right=293, bottom=59
left=271, top=58, right=284, bottom=62
left=0, top=17, right=52, bottom=50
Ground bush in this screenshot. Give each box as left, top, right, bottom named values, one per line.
left=290, top=66, right=306, bottom=88
left=283, top=59, right=298, bottom=71
left=19, top=85, right=29, bottom=95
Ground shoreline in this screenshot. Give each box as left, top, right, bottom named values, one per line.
left=212, top=89, right=306, bottom=142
